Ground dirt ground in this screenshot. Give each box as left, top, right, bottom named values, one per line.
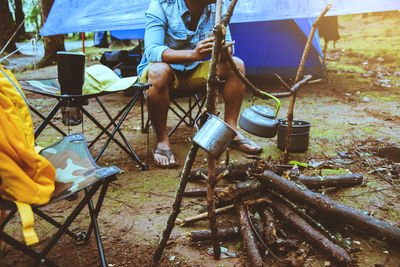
left=1, top=12, right=400, bottom=267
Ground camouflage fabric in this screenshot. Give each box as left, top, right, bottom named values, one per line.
left=19, top=79, right=60, bottom=95
left=40, top=133, right=120, bottom=202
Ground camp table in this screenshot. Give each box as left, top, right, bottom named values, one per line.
left=19, top=79, right=150, bottom=170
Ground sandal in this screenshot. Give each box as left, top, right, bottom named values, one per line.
left=153, top=148, right=179, bottom=168
left=229, top=137, right=262, bottom=155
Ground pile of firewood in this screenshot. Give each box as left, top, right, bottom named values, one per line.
left=177, top=160, right=400, bottom=266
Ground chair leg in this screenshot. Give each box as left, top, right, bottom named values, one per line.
left=34, top=209, right=82, bottom=241
left=32, top=183, right=103, bottom=266
left=84, top=181, right=110, bottom=239
left=85, top=187, right=107, bottom=267
left=0, top=231, right=58, bottom=267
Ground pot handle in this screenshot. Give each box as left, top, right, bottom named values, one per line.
left=194, top=109, right=210, bottom=131
left=257, top=91, right=281, bottom=117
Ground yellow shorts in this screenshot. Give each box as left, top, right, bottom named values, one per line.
left=139, top=61, right=211, bottom=92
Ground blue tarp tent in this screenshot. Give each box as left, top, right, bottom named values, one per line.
left=41, top=0, right=400, bottom=79
left=110, top=18, right=324, bottom=79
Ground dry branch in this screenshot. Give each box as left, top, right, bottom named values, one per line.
left=294, top=4, right=332, bottom=83
left=204, top=0, right=228, bottom=258
left=178, top=198, right=270, bottom=226
left=188, top=160, right=277, bottom=181
left=235, top=200, right=265, bottom=267
left=268, top=190, right=339, bottom=244
left=282, top=74, right=313, bottom=164
left=298, top=174, right=364, bottom=189
left=222, top=47, right=273, bottom=101
left=188, top=227, right=240, bottom=242
left=184, top=187, right=225, bottom=197
left=283, top=4, right=331, bottom=164
left=153, top=144, right=200, bottom=264
left=216, top=179, right=263, bottom=202
left=270, top=198, right=354, bottom=266
left=261, top=206, right=279, bottom=246
left=177, top=205, right=233, bottom=227
left=257, top=171, right=400, bottom=245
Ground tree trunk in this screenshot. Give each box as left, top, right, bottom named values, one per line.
left=14, top=0, right=26, bottom=40
left=38, top=0, right=65, bottom=67
left=0, top=0, right=18, bottom=54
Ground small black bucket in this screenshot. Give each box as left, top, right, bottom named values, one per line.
left=277, top=120, right=311, bottom=152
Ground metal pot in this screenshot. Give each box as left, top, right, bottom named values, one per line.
left=277, top=120, right=311, bottom=152
left=193, top=113, right=236, bottom=158
left=239, top=91, right=281, bottom=138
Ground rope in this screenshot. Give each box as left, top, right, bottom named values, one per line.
left=0, top=38, right=37, bottom=63
left=0, top=0, right=41, bottom=60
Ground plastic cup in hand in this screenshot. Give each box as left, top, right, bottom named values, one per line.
left=205, top=30, right=213, bottom=39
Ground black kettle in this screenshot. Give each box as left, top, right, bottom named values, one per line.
left=238, top=91, right=281, bottom=138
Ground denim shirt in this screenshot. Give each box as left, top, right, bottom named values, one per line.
left=137, top=0, right=233, bottom=76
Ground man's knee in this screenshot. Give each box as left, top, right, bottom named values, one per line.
left=147, top=62, right=174, bottom=86
left=219, top=56, right=245, bottom=78
left=232, top=56, right=245, bottom=74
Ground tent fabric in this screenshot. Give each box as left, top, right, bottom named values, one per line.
left=110, top=18, right=324, bottom=78
left=40, top=0, right=399, bottom=78
left=40, top=0, right=400, bottom=36
left=229, top=19, right=324, bottom=79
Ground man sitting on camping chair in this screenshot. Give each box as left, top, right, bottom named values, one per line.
left=138, top=0, right=262, bottom=168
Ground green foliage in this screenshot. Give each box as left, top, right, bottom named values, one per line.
left=22, top=0, right=41, bottom=34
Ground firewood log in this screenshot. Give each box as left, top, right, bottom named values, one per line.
left=234, top=200, right=265, bottom=267
left=258, top=171, right=400, bottom=245
left=297, top=174, right=363, bottom=189
left=188, top=227, right=240, bottom=242
left=270, top=198, right=354, bottom=266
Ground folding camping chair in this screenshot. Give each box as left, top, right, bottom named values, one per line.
left=0, top=133, right=119, bottom=267
left=99, top=40, right=207, bottom=137
left=19, top=79, right=150, bottom=170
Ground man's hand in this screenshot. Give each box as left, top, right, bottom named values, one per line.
left=191, top=37, right=214, bottom=61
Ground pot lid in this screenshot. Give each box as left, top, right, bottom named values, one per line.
left=250, top=105, right=276, bottom=119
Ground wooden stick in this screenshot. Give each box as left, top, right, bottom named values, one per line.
left=188, top=160, right=276, bottom=181
left=221, top=0, right=238, bottom=27
left=270, top=92, right=292, bottom=98
left=206, top=159, right=219, bottom=259
left=273, top=73, right=292, bottom=91
left=153, top=144, right=200, bottom=265
left=177, top=205, right=233, bottom=226
left=184, top=187, right=225, bottom=197
left=154, top=0, right=241, bottom=263
left=235, top=200, right=265, bottom=267
left=295, top=4, right=332, bottom=83
left=282, top=74, right=312, bottom=163
left=177, top=197, right=270, bottom=226
left=283, top=4, right=331, bottom=164
left=261, top=206, right=279, bottom=246
left=298, top=174, right=364, bottom=189
left=270, top=198, right=354, bottom=266
left=204, top=0, right=229, bottom=258
left=257, top=171, right=400, bottom=245
left=216, top=179, right=263, bottom=202
left=268, top=189, right=339, bottom=245
left=222, top=47, right=272, bottom=100
left=188, top=227, right=240, bottom=242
